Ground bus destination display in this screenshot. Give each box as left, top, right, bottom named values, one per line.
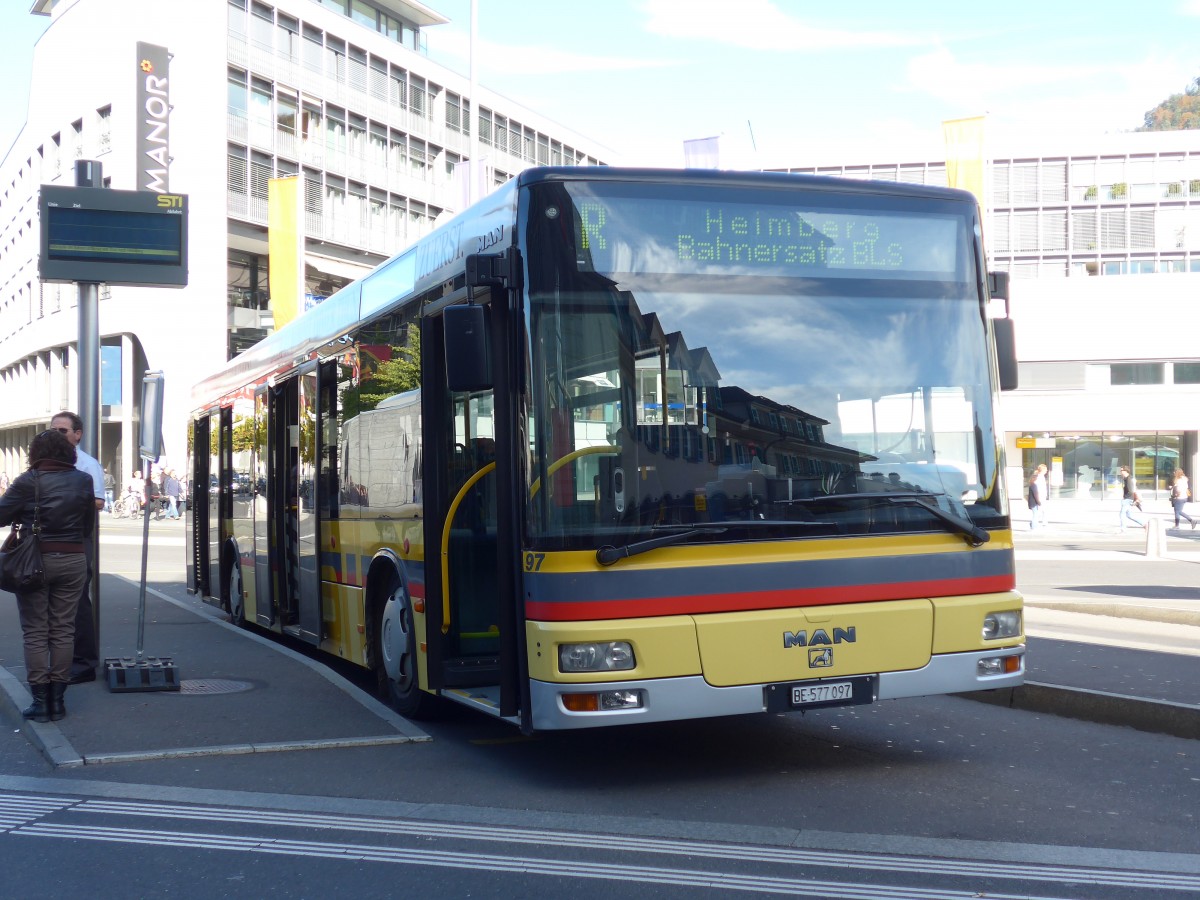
left=572, top=196, right=962, bottom=279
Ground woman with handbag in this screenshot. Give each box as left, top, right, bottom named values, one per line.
left=0, top=429, right=95, bottom=723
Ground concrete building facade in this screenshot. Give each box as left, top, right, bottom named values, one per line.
left=0, top=0, right=609, bottom=492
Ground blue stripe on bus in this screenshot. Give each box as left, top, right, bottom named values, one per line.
left=525, top=547, right=1014, bottom=606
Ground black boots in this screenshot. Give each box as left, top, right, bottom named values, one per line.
left=22, top=684, right=49, bottom=723
left=47, top=683, right=66, bottom=722
left=24, top=683, right=69, bottom=723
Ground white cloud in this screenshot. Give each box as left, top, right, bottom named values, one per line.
left=903, top=46, right=1106, bottom=106
left=897, top=44, right=1198, bottom=135
left=427, top=28, right=676, bottom=77
left=639, top=0, right=920, bottom=50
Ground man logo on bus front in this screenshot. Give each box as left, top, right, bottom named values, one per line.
left=809, top=648, right=833, bottom=668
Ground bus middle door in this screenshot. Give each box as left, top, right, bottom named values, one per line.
left=267, top=372, right=321, bottom=643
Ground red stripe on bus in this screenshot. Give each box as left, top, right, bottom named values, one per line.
left=524, top=575, right=1016, bottom=621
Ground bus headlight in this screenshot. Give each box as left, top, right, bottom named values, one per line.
left=982, top=610, right=1022, bottom=640
left=977, top=654, right=1022, bottom=677
left=559, top=641, right=635, bottom=673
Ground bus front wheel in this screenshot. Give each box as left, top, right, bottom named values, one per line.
left=374, top=579, right=438, bottom=719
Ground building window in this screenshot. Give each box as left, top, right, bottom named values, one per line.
left=1110, top=363, right=1163, bottom=385
left=228, top=72, right=248, bottom=118
left=1100, top=209, right=1127, bottom=250
left=97, top=105, right=111, bottom=151
left=446, top=92, right=466, bottom=134
left=350, top=1, right=376, bottom=28
left=1174, top=363, right=1200, bottom=384
left=1071, top=209, right=1097, bottom=251
left=277, top=16, right=299, bottom=61
left=1129, top=208, right=1155, bottom=249
left=1041, top=209, right=1067, bottom=251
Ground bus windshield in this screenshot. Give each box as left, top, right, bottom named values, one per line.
left=524, top=178, right=1006, bottom=550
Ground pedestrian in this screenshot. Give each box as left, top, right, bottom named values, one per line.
left=178, top=476, right=188, bottom=517
left=0, top=429, right=95, bottom=722
left=164, top=469, right=181, bottom=519
left=1027, top=463, right=1048, bottom=530
left=130, top=470, right=146, bottom=509
left=1117, top=464, right=1145, bottom=533
left=102, top=467, right=115, bottom=514
left=1170, top=468, right=1196, bottom=529
left=50, top=411, right=105, bottom=684
left=146, top=471, right=162, bottom=519
left=0, top=472, right=9, bottom=496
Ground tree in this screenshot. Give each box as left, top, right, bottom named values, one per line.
left=1139, top=76, right=1200, bottom=131
left=343, top=326, right=421, bottom=419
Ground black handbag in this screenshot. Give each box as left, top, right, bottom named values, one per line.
left=0, top=473, right=44, bottom=594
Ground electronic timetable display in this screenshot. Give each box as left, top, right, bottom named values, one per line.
left=567, top=189, right=965, bottom=280
left=39, top=185, right=188, bottom=287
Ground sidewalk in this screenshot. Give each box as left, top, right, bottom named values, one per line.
left=988, top=493, right=1200, bottom=739
left=1010, top=492, right=1200, bottom=544
left=0, top=539, right=428, bottom=767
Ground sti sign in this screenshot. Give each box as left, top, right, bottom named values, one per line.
left=136, top=42, right=170, bottom=193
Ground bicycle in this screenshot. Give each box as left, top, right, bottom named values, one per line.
left=112, top=494, right=141, bottom=519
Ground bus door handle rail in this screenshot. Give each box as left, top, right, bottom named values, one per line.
left=440, top=462, right=497, bottom=635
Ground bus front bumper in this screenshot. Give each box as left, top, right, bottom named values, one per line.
left=527, top=645, right=1025, bottom=731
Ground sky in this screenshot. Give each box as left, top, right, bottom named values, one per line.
left=2, top=0, right=1199, bottom=167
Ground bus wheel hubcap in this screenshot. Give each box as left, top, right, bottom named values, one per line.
left=380, top=588, right=410, bottom=684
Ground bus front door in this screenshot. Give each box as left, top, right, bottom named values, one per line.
left=267, top=373, right=321, bottom=643
left=430, top=387, right=503, bottom=691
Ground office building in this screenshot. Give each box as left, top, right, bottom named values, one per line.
left=0, top=0, right=610, bottom=489
left=778, top=129, right=1200, bottom=501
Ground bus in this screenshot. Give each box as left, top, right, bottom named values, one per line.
left=187, top=167, right=1024, bottom=732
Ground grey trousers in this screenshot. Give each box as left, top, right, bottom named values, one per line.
left=16, top=552, right=88, bottom=685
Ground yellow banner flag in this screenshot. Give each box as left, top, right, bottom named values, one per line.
left=268, top=176, right=305, bottom=330
left=942, top=116, right=986, bottom=210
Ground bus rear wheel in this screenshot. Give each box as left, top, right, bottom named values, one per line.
left=374, top=579, right=437, bottom=719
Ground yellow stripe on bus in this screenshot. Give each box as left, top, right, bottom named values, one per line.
left=528, top=530, right=1014, bottom=574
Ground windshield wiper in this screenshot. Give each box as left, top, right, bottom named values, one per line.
left=596, top=525, right=727, bottom=566
left=595, top=520, right=831, bottom=566
left=794, top=491, right=990, bottom=547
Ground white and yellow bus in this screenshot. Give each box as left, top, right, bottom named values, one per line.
left=187, top=167, right=1024, bottom=732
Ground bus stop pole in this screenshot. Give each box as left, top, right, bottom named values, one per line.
left=76, top=159, right=103, bottom=662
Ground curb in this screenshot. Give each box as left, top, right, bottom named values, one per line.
left=964, top=682, right=1200, bottom=741
left=0, top=666, right=85, bottom=767
left=1024, top=599, right=1200, bottom=628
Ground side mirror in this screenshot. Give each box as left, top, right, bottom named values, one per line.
left=988, top=270, right=1010, bottom=303
left=443, top=304, right=492, bottom=392
left=993, top=318, right=1018, bottom=391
